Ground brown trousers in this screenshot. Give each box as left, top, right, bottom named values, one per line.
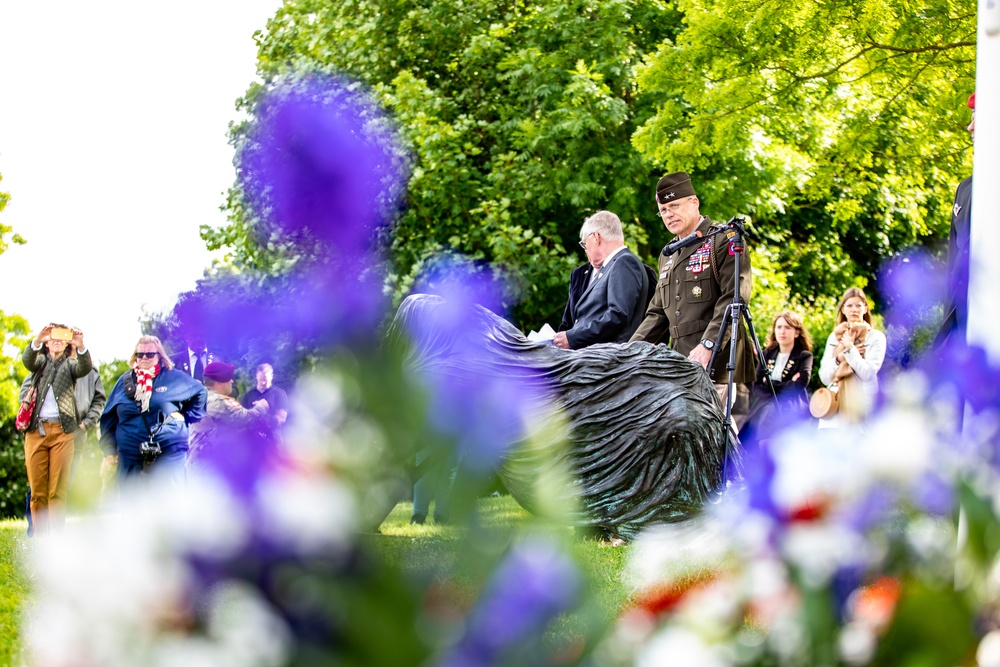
left=24, top=421, right=75, bottom=534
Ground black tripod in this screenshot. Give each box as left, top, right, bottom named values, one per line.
left=669, top=216, right=769, bottom=490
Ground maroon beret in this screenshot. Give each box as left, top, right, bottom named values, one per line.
left=203, top=361, right=235, bottom=383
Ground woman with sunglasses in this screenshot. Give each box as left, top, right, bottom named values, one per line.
left=100, top=335, right=207, bottom=486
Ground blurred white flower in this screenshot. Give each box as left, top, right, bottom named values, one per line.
left=258, top=473, right=355, bottom=553
left=839, top=620, right=877, bottom=665
left=769, top=428, right=866, bottom=510
left=628, top=517, right=731, bottom=589
left=636, top=626, right=731, bottom=667
left=862, top=406, right=933, bottom=484
left=781, top=522, right=868, bottom=587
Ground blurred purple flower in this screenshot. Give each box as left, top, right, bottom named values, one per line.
left=187, top=427, right=281, bottom=501
left=879, top=250, right=947, bottom=323
left=739, top=445, right=781, bottom=523
left=439, top=537, right=581, bottom=667
left=909, top=471, right=954, bottom=516
left=841, top=483, right=897, bottom=533
left=878, top=249, right=947, bottom=366
left=398, top=260, right=551, bottom=474
left=920, top=338, right=1000, bottom=414
left=173, top=261, right=388, bottom=353
left=239, top=74, right=407, bottom=259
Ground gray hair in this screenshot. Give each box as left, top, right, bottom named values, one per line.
left=580, top=210, right=624, bottom=243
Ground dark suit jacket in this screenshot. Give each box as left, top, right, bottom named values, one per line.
left=560, top=248, right=651, bottom=349
left=938, top=175, right=972, bottom=344
left=170, top=349, right=218, bottom=382
left=559, top=263, right=593, bottom=333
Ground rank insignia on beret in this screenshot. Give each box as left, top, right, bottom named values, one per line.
left=692, top=286, right=703, bottom=297
left=155, top=387, right=168, bottom=392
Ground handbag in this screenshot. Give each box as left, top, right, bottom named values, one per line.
left=15, top=356, right=49, bottom=433
left=809, top=384, right=839, bottom=419
left=14, top=386, right=37, bottom=432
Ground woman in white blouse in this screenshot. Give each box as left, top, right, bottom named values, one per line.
left=818, top=287, right=887, bottom=427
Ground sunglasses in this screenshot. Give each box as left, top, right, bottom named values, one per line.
left=135, top=352, right=158, bottom=359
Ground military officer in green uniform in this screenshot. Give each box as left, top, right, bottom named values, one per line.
left=630, top=172, right=754, bottom=409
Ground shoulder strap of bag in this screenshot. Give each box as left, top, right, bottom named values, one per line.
left=32, top=356, right=49, bottom=388
left=122, top=369, right=137, bottom=400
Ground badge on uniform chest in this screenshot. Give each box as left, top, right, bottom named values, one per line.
left=686, top=240, right=712, bottom=274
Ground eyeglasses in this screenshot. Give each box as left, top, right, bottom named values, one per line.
left=658, top=197, right=694, bottom=215
left=579, top=231, right=597, bottom=249
left=135, top=352, right=158, bottom=359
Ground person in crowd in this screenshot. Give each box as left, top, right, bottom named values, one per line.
left=411, top=449, right=456, bottom=525
left=100, top=335, right=207, bottom=486
left=171, top=332, right=217, bottom=383
left=21, top=323, right=92, bottom=534
left=553, top=210, right=653, bottom=349
left=817, top=287, right=886, bottom=427
left=629, top=172, right=754, bottom=414
left=21, top=361, right=105, bottom=532
left=188, top=362, right=270, bottom=471
left=72, top=365, right=107, bottom=483
left=937, top=92, right=976, bottom=346
left=241, top=363, right=288, bottom=428
left=741, top=311, right=814, bottom=444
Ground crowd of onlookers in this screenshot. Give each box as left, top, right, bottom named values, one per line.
left=18, top=326, right=288, bottom=536
left=19, top=94, right=977, bottom=534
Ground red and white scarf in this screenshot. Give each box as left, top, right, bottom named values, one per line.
left=133, top=364, right=160, bottom=412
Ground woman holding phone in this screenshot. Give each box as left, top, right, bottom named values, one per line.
left=21, top=323, right=92, bottom=534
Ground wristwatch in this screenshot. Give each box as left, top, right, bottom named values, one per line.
left=700, top=338, right=715, bottom=350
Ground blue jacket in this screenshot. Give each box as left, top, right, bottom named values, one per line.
left=100, top=369, right=207, bottom=463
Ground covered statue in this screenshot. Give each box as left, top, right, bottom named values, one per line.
left=392, top=294, right=733, bottom=540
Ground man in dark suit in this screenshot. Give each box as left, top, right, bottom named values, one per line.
left=171, top=334, right=216, bottom=383
left=553, top=210, right=652, bottom=349
left=938, top=92, right=976, bottom=346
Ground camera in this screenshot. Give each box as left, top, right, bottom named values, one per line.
left=139, top=440, right=162, bottom=461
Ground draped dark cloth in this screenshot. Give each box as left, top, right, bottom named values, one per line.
left=392, top=294, right=731, bottom=539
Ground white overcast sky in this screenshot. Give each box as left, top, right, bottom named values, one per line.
left=0, top=0, right=282, bottom=363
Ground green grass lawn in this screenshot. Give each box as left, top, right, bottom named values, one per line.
left=0, top=520, right=29, bottom=667
left=368, top=495, right=633, bottom=645
left=0, top=496, right=631, bottom=663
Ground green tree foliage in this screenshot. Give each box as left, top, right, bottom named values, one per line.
left=0, top=173, right=31, bottom=419
left=0, top=171, right=32, bottom=517
left=211, top=0, right=678, bottom=328
left=633, top=0, right=976, bottom=303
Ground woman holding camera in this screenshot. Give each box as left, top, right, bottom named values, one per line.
left=100, top=335, right=207, bottom=486
left=21, top=324, right=92, bottom=534
left=817, top=287, right=886, bottom=427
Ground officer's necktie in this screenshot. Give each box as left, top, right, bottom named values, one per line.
left=193, top=354, right=205, bottom=382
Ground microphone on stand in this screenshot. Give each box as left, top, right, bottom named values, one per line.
left=661, top=230, right=703, bottom=256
